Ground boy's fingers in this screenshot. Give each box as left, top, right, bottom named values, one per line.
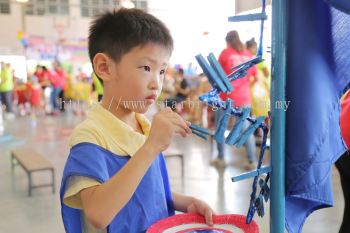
left=204, top=209, right=214, bottom=226
left=169, top=116, right=191, bottom=134
left=171, top=112, right=191, bottom=126
left=174, top=127, right=189, bottom=137
left=174, top=115, right=192, bottom=133
left=163, top=107, right=173, bottom=113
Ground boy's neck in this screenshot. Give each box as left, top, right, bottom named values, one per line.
left=101, top=97, right=143, bottom=134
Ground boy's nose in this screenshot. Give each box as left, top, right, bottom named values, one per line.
left=149, top=75, right=160, bottom=90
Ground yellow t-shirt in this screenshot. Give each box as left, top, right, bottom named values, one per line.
left=63, top=103, right=151, bottom=232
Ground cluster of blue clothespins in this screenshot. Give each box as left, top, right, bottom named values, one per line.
left=189, top=0, right=270, bottom=223
left=189, top=51, right=271, bottom=224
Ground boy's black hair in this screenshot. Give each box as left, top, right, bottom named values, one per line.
left=88, top=8, right=174, bottom=84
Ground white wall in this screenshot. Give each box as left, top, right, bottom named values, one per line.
left=0, top=0, right=269, bottom=70
left=0, top=3, right=23, bottom=55
left=0, top=0, right=90, bottom=56
left=149, top=0, right=236, bottom=66
left=150, top=0, right=271, bottom=70
left=235, top=0, right=271, bottom=14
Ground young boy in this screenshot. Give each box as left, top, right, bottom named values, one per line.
left=60, top=8, right=214, bottom=233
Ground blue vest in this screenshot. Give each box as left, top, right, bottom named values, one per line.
left=60, top=143, right=175, bottom=233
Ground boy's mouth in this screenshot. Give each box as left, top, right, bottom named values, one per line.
left=145, top=94, right=157, bottom=101
left=145, top=94, right=157, bottom=104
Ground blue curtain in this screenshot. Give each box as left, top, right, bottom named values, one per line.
left=285, top=0, right=350, bottom=232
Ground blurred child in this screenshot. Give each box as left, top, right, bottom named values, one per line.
left=72, top=73, right=92, bottom=116
left=92, top=72, right=104, bottom=102
left=165, top=68, right=190, bottom=114
left=28, top=75, right=42, bottom=119
left=246, top=38, right=270, bottom=118
left=14, top=79, right=28, bottom=116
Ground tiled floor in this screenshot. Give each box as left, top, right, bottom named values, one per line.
left=0, top=111, right=344, bottom=233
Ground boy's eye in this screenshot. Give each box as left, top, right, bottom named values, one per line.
left=142, top=66, right=150, bottom=72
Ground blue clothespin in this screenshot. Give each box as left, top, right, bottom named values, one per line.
left=246, top=200, right=256, bottom=224
left=198, top=89, right=219, bottom=103
left=231, top=166, right=271, bottom=182
left=207, top=53, right=233, bottom=93
left=235, top=116, right=265, bottom=148
left=190, top=124, right=211, bottom=135
left=207, top=96, right=225, bottom=109
left=190, top=124, right=211, bottom=140
left=192, top=130, right=209, bottom=140
left=255, top=194, right=265, bottom=217
left=227, top=56, right=264, bottom=82
left=214, top=99, right=233, bottom=143
left=259, top=178, right=270, bottom=202
left=199, top=94, right=226, bottom=114
left=227, top=68, right=247, bottom=82
left=225, top=108, right=251, bottom=145
left=228, top=12, right=267, bottom=22
left=195, top=54, right=227, bottom=92
left=231, top=56, right=264, bottom=71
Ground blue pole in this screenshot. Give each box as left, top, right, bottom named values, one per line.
left=270, top=0, right=287, bottom=232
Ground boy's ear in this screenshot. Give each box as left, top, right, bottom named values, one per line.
left=93, top=53, right=114, bottom=82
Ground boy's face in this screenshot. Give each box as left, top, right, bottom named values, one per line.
left=106, top=43, right=170, bottom=113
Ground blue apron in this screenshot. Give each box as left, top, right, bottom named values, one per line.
left=60, top=142, right=175, bottom=233
left=286, top=0, right=350, bottom=232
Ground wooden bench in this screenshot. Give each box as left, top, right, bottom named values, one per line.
left=163, top=148, right=184, bottom=179
left=11, top=148, right=55, bottom=196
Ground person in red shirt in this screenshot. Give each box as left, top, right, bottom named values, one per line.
left=218, top=33, right=257, bottom=107
left=210, top=30, right=257, bottom=169
left=336, top=90, right=350, bottom=233
left=34, top=65, right=49, bottom=89
left=48, top=61, right=67, bottom=114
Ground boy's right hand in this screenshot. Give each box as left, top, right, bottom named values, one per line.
left=146, top=107, right=192, bottom=154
